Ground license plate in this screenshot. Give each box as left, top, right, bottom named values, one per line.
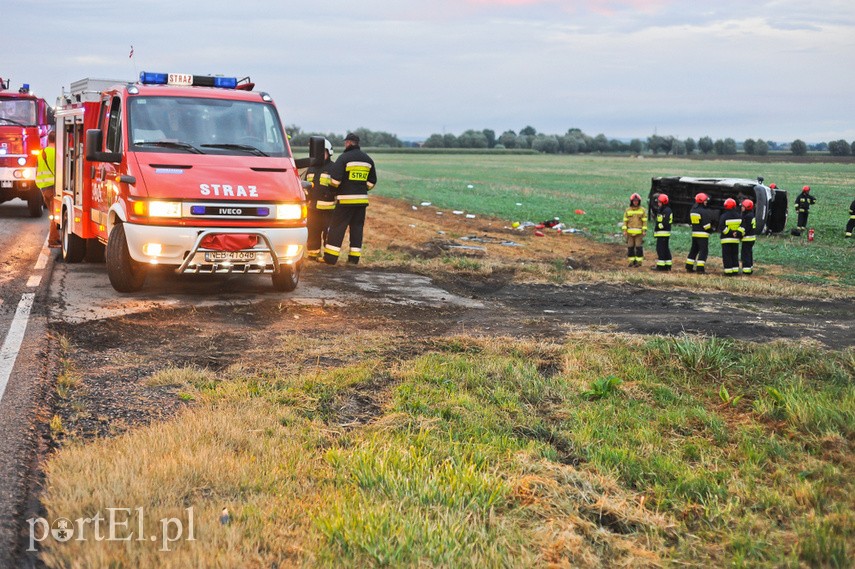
left=204, top=251, right=256, bottom=262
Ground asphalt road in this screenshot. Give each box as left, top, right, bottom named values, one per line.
left=0, top=200, right=56, bottom=568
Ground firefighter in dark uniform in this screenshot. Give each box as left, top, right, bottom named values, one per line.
left=305, top=139, right=336, bottom=260
left=652, top=193, right=672, bottom=270
left=740, top=199, right=756, bottom=274
left=793, top=185, right=816, bottom=234
left=719, top=198, right=743, bottom=276
left=845, top=198, right=855, bottom=238
left=686, top=192, right=717, bottom=273
left=323, top=133, right=377, bottom=265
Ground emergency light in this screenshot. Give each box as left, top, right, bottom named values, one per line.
left=139, top=71, right=238, bottom=89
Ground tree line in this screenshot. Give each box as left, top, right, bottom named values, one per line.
left=287, top=125, right=855, bottom=157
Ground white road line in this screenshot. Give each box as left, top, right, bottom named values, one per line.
left=0, top=293, right=35, bottom=405
left=34, top=246, right=51, bottom=270
left=26, top=275, right=42, bottom=288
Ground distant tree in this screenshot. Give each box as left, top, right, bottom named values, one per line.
left=515, top=134, right=532, bottom=149
left=829, top=139, right=852, bottom=156
left=443, top=133, right=459, bottom=148
left=648, top=134, right=675, bottom=155
left=755, top=139, right=769, bottom=156
left=723, top=138, right=737, bottom=155
left=684, top=137, right=696, bottom=154
left=482, top=129, right=496, bottom=148
left=498, top=130, right=517, bottom=148
left=629, top=138, right=643, bottom=154
left=743, top=138, right=757, bottom=155
left=532, top=135, right=560, bottom=154
left=457, top=129, right=488, bottom=149
left=562, top=136, right=580, bottom=154
left=791, top=139, right=808, bottom=156
left=608, top=138, right=624, bottom=152
left=422, top=134, right=446, bottom=148
left=672, top=139, right=687, bottom=155
left=519, top=125, right=537, bottom=136
left=698, top=136, right=714, bottom=154
left=593, top=133, right=609, bottom=153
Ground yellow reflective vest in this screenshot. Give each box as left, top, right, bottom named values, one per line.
left=36, top=146, right=56, bottom=189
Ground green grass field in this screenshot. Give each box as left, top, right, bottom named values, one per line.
left=373, top=154, right=855, bottom=285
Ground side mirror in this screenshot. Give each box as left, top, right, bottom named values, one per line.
left=85, top=129, right=122, bottom=163
left=308, top=135, right=326, bottom=167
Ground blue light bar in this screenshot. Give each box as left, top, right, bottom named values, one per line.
left=140, top=72, right=168, bottom=85
left=138, top=71, right=238, bottom=89
left=213, top=76, right=238, bottom=89
left=190, top=205, right=205, bottom=215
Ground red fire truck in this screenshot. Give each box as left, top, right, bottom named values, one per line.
left=0, top=77, right=54, bottom=217
left=52, top=72, right=321, bottom=292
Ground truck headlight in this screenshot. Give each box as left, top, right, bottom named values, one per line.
left=147, top=201, right=182, bottom=218
left=276, top=203, right=305, bottom=220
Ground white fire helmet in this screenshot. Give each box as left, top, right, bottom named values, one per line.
left=324, top=139, right=334, bottom=156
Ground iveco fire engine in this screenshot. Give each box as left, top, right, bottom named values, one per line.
left=52, top=72, right=323, bottom=292
left=0, top=77, right=54, bottom=217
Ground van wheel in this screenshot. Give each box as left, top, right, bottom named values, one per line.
left=61, top=214, right=87, bottom=263
left=28, top=191, right=43, bottom=218
left=272, top=264, right=299, bottom=292
left=106, top=223, right=146, bottom=292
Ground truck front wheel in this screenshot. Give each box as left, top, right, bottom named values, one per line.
left=271, top=263, right=300, bottom=292
left=106, top=223, right=146, bottom=292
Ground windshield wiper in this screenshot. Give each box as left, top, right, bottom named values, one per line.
left=135, top=141, right=203, bottom=154
left=201, top=143, right=268, bottom=157
left=0, top=118, right=27, bottom=127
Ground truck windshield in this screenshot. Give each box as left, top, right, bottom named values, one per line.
left=0, top=98, right=37, bottom=126
left=128, top=96, right=288, bottom=157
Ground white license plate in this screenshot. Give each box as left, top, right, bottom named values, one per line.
left=204, top=251, right=256, bottom=262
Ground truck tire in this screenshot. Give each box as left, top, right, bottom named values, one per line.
left=106, top=223, right=146, bottom=292
left=61, top=214, right=87, bottom=263
left=271, top=263, right=299, bottom=292
left=28, top=190, right=43, bottom=218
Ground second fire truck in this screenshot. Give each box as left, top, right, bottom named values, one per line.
left=0, top=77, right=53, bottom=217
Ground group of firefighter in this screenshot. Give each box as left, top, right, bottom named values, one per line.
left=302, top=133, right=377, bottom=266
left=621, top=184, right=841, bottom=275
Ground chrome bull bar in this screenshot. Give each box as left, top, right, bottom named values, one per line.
left=176, top=229, right=284, bottom=275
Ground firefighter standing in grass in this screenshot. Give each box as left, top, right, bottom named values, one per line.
left=793, top=185, right=816, bottom=234
left=686, top=192, right=717, bottom=273
left=719, top=198, right=744, bottom=276
left=652, top=193, right=672, bottom=271
left=36, top=130, right=61, bottom=247
left=622, top=193, right=647, bottom=267
left=323, top=133, right=377, bottom=265
left=305, top=139, right=336, bottom=260
left=845, top=198, right=855, bottom=238
left=740, top=199, right=756, bottom=274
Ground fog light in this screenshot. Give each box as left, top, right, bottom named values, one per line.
left=142, top=243, right=163, bottom=256
left=285, top=244, right=300, bottom=258
left=17, top=157, right=27, bottom=166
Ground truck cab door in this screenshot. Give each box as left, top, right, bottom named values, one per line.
left=91, top=95, right=123, bottom=215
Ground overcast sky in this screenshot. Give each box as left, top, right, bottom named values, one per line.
left=4, top=0, right=854, bottom=142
